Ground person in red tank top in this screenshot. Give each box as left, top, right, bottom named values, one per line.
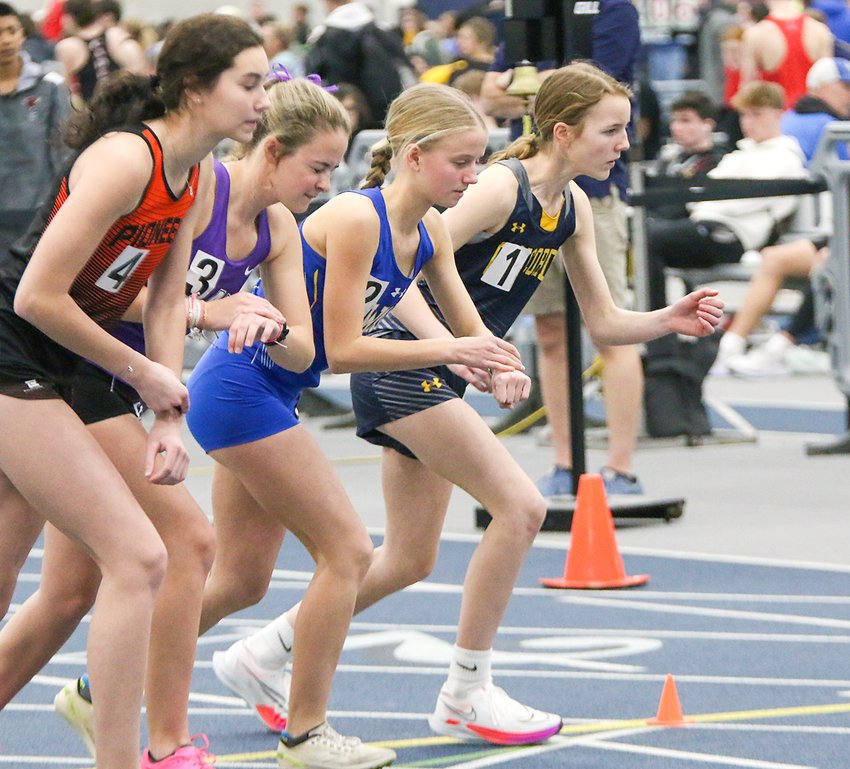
left=741, top=0, right=833, bottom=108
left=0, top=13, right=271, bottom=769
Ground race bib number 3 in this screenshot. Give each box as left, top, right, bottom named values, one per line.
left=186, top=249, right=226, bottom=298
left=94, top=246, right=149, bottom=293
left=481, top=242, right=530, bottom=292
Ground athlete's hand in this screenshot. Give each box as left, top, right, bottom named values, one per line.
left=450, top=336, right=524, bottom=373
left=202, top=292, right=283, bottom=332
left=127, top=360, right=189, bottom=417
left=668, top=288, right=725, bottom=337
left=491, top=369, right=531, bottom=409
left=145, top=412, right=190, bottom=485
left=226, top=313, right=287, bottom=354
left=446, top=363, right=491, bottom=392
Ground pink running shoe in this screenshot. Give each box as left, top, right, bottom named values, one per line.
left=141, top=734, right=215, bottom=767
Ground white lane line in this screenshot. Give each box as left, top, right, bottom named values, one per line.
left=557, top=594, right=850, bottom=631
left=584, top=734, right=815, bottom=769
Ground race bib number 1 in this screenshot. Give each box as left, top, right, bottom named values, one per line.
left=481, top=242, right=530, bottom=292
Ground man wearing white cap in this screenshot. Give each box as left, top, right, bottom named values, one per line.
left=781, top=56, right=850, bottom=162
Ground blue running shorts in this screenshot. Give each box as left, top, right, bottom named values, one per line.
left=187, top=344, right=301, bottom=453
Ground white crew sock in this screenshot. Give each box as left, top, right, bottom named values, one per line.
left=445, top=645, right=492, bottom=698
left=244, top=613, right=295, bottom=669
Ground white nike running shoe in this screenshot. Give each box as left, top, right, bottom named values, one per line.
left=212, top=639, right=290, bottom=732
left=429, top=683, right=562, bottom=745
left=54, top=678, right=96, bottom=758
left=277, top=721, right=396, bottom=769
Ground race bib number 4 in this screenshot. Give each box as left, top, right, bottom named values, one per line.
left=94, top=246, right=149, bottom=293
left=481, top=242, right=530, bottom=292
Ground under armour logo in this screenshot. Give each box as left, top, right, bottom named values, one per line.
left=420, top=377, right=443, bottom=393
left=24, top=379, right=43, bottom=391
left=510, top=222, right=526, bottom=233
left=391, top=287, right=403, bottom=298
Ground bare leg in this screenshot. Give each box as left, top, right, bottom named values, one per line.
left=534, top=312, right=572, bottom=468
left=207, top=425, right=373, bottom=735
left=89, top=415, right=216, bottom=758
left=0, top=488, right=43, bottom=623
left=380, top=399, right=545, bottom=649
left=0, top=396, right=166, bottom=769
left=727, top=240, right=819, bottom=339
left=597, top=343, right=642, bottom=475
left=353, top=448, right=453, bottom=614
left=200, top=462, right=284, bottom=634
left=0, top=523, right=100, bottom=708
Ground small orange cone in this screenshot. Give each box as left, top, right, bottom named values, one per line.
left=647, top=674, right=695, bottom=726
left=540, top=473, right=649, bottom=589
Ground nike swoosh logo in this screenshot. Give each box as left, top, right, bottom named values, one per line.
left=456, top=662, right=477, bottom=672
left=245, top=265, right=255, bottom=277
left=277, top=632, right=292, bottom=653
left=443, top=701, right=476, bottom=721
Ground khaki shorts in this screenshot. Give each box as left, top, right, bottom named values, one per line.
left=524, top=189, right=631, bottom=315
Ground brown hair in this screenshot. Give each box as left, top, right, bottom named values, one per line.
left=490, top=62, right=632, bottom=162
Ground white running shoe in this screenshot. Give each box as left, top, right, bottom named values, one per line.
left=276, top=721, right=396, bottom=769
left=727, top=333, right=792, bottom=378
left=212, top=639, right=290, bottom=732
left=429, top=683, right=562, bottom=745
left=54, top=679, right=96, bottom=758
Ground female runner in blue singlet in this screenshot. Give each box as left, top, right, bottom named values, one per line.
left=184, top=83, right=527, bottom=769
left=213, top=64, right=725, bottom=749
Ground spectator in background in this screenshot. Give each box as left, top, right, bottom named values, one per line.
left=55, top=0, right=146, bottom=104
left=399, top=6, right=444, bottom=74
left=261, top=21, right=303, bottom=76
left=740, top=0, right=833, bottom=107
left=646, top=81, right=806, bottom=312
left=420, top=15, right=495, bottom=86
left=698, top=0, right=738, bottom=106
left=452, top=68, right=499, bottom=130
left=650, top=90, right=728, bottom=218
left=715, top=56, right=850, bottom=375
left=334, top=81, right=370, bottom=157
left=0, top=1, right=71, bottom=256
left=305, top=0, right=414, bottom=128
left=292, top=3, right=311, bottom=46
left=19, top=12, right=54, bottom=62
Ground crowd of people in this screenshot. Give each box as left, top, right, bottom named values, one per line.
left=2, top=0, right=844, bottom=766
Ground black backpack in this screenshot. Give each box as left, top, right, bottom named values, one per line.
left=643, top=333, right=721, bottom=440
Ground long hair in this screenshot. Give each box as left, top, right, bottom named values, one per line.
left=490, top=62, right=632, bottom=163
left=235, top=76, right=350, bottom=160
left=362, top=83, right=486, bottom=188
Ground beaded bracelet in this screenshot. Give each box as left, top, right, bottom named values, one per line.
left=263, top=319, right=289, bottom=347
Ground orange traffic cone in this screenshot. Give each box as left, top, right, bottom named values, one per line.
left=540, top=473, right=649, bottom=589
left=647, top=674, right=695, bottom=726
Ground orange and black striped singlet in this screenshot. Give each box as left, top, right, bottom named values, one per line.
left=49, top=124, right=200, bottom=328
